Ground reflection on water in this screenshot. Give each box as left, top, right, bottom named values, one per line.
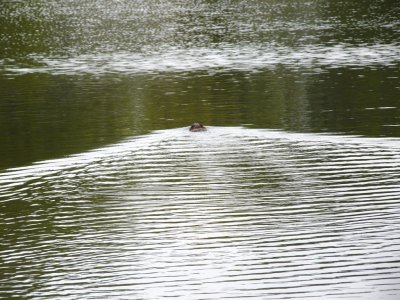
left=0, top=0, right=399, bottom=170
left=1, top=0, right=399, bottom=57
left=1, top=0, right=400, bottom=299
left=3, top=44, right=400, bottom=75
left=1, top=128, right=400, bottom=299
left=0, top=67, right=399, bottom=170
left=1, top=0, right=400, bottom=75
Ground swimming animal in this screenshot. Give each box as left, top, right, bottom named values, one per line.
left=189, top=122, right=207, bottom=132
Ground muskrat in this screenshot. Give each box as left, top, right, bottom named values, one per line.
left=189, top=122, right=207, bottom=132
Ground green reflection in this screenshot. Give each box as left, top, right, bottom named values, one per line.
left=307, top=66, right=400, bottom=136
left=0, top=0, right=399, bottom=169
left=1, top=65, right=399, bottom=170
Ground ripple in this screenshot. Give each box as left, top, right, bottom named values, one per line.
left=2, top=43, right=400, bottom=75
left=1, top=127, right=400, bottom=299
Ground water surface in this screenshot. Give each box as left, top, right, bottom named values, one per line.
left=1, top=127, right=400, bottom=299
left=1, top=0, right=400, bottom=299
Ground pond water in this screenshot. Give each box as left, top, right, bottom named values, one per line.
left=1, top=0, right=400, bottom=299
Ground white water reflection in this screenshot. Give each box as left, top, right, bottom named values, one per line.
left=3, top=43, right=400, bottom=75
left=1, top=127, right=400, bottom=299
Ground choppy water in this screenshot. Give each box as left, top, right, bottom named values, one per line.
left=1, top=0, right=400, bottom=76
left=3, top=43, right=400, bottom=75
left=1, top=128, right=400, bottom=299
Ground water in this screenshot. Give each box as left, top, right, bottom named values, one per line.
left=2, top=128, right=400, bottom=299
left=1, top=0, right=400, bottom=299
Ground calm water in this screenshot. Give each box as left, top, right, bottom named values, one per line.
left=1, top=0, right=400, bottom=299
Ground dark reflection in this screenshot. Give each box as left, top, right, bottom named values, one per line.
left=0, top=69, right=304, bottom=169
left=1, top=64, right=399, bottom=170
left=0, top=74, right=149, bottom=169
left=307, top=66, right=400, bottom=136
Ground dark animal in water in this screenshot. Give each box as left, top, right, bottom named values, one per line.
left=189, top=122, right=206, bottom=132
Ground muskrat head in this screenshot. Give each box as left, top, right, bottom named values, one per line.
left=189, top=122, right=206, bottom=132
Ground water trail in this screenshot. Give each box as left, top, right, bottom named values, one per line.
left=1, top=127, right=400, bottom=299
